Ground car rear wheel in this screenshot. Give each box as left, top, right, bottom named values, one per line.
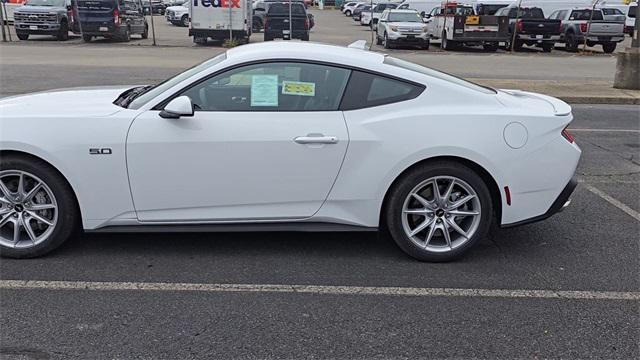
left=385, top=161, right=493, bottom=262
left=602, top=42, right=616, bottom=54
left=121, top=26, right=131, bottom=42
left=0, top=155, right=79, bottom=258
left=82, top=34, right=92, bottom=42
left=181, top=14, right=189, bottom=27
left=441, top=31, right=456, bottom=50
left=141, top=23, right=149, bottom=39
left=542, top=42, right=554, bottom=52
left=345, top=10, right=351, bottom=16
left=565, top=33, right=578, bottom=52
left=483, top=42, right=498, bottom=52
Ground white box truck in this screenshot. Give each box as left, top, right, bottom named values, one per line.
left=189, top=0, right=252, bottom=44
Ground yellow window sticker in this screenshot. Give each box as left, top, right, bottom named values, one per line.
left=282, top=81, right=316, bottom=97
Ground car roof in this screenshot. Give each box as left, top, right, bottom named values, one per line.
left=226, top=41, right=385, bottom=66
left=388, top=9, right=420, bottom=13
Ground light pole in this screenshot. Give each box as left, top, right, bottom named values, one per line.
left=613, top=3, right=639, bottom=89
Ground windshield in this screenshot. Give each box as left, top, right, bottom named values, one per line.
left=384, top=56, right=497, bottom=94
left=267, top=3, right=306, bottom=15
left=601, top=8, right=623, bottom=15
left=569, top=10, right=604, bottom=20
left=388, top=12, right=422, bottom=22
left=25, top=0, right=65, bottom=6
left=127, top=53, right=227, bottom=110
left=509, top=7, right=544, bottom=18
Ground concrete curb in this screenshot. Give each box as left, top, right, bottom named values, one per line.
left=557, top=96, right=640, bottom=105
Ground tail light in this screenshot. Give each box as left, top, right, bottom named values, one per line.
left=304, top=17, right=309, bottom=30
left=516, top=19, right=523, bottom=32
left=561, top=127, right=574, bottom=143
left=263, top=18, right=268, bottom=29
left=114, top=8, right=120, bottom=26
left=579, top=22, right=588, bottom=33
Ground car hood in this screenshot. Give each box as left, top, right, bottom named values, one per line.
left=0, top=86, right=134, bottom=118
left=15, top=5, right=64, bottom=13
left=166, top=5, right=188, bottom=11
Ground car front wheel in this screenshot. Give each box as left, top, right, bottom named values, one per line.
left=385, top=161, right=493, bottom=262
left=0, top=155, right=79, bottom=258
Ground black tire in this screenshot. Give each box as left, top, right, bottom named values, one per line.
left=565, top=32, right=578, bottom=52
left=542, top=42, right=554, bottom=52
left=512, top=39, right=523, bottom=51
left=441, top=31, right=456, bottom=50
left=602, top=42, right=616, bottom=54
left=483, top=42, right=498, bottom=52
left=141, top=23, right=149, bottom=39
left=384, top=161, right=494, bottom=262
left=0, top=155, right=79, bottom=259
left=194, top=36, right=207, bottom=45
left=56, top=21, right=69, bottom=41
left=421, top=40, right=430, bottom=50
left=383, top=32, right=392, bottom=49
left=345, top=10, right=351, bottom=16
left=16, top=32, right=29, bottom=40
left=264, top=34, right=273, bottom=41
left=181, top=14, right=189, bottom=27
left=301, top=33, right=309, bottom=41
left=376, top=34, right=382, bottom=45
left=121, top=26, right=131, bottom=42
left=82, top=34, right=92, bottom=42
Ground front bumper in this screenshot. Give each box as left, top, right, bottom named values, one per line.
left=517, top=34, right=561, bottom=42
left=15, top=22, right=60, bottom=33
left=501, top=176, right=578, bottom=228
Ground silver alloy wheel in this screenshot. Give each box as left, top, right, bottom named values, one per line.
left=0, top=170, right=58, bottom=249
left=401, top=176, right=481, bottom=253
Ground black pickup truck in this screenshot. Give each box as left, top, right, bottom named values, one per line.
left=495, top=5, right=561, bottom=52
left=263, top=2, right=310, bottom=41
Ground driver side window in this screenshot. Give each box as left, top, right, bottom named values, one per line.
left=178, top=62, right=351, bottom=112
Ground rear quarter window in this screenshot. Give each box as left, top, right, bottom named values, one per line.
left=340, top=71, right=424, bottom=111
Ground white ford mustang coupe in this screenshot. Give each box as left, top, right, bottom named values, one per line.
left=0, top=42, right=580, bottom=261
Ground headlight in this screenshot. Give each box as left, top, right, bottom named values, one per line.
left=390, top=25, right=398, bottom=32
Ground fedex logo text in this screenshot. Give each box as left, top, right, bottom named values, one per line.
left=193, top=0, right=241, bottom=8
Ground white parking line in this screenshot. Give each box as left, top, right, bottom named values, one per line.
left=583, top=183, right=640, bottom=222
left=0, top=280, right=638, bottom=301
left=569, top=128, right=640, bottom=133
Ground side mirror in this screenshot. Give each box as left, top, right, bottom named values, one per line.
left=160, top=96, right=194, bottom=119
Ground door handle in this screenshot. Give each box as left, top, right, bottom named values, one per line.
left=294, top=135, right=339, bottom=145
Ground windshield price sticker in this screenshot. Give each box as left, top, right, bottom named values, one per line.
left=282, top=81, right=315, bottom=97
left=251, top=75, right=279, bottom=107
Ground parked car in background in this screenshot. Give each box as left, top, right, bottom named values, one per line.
left=376, top=9, right=429, bottom=49
left=343, top=1, right=362, bottom=16
left=77, top=0, right=149, bottom=42
left=397, top=0, right=439, bottom=18
left=263, top=1, right=309, bottom=41
left=13, top=0, right=79, bottom=41
left=141, top=0, right=165, bottom=14
left=495, top=5, right=560, bottom=52
left=352, top=3, right=372, bottom=21
left=627, top=2, right=637, bottom=35
left=361, top=2, right=398, bottom=28
left=253, top=0, right=313, bottom=32
left=425, top=1, right=509, bottom=51
left=165, top=0, right=188, bottom=26
left=550, top=8, right=625, bottom=53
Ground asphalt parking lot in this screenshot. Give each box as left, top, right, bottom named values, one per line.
left=1, top=7, right=640, bottom=360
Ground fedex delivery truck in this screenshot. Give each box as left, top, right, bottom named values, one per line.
left=189, top=0, right=252, bottom=44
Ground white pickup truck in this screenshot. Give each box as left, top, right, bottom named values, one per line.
left=425, top=1, right=509, bottom=51
left=550, top=8, right=625, bottom=53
